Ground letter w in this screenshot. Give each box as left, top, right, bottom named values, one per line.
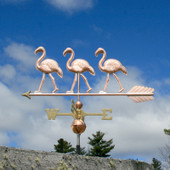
left=45, top=109, right=59, bottom=120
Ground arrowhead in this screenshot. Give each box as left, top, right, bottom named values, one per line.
left=21, top=90, right=31, bottom=99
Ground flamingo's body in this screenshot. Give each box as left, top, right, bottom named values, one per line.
left=35, top=46, right=63, bottom=93
left=67, top=59, right=95, bottom=74
left=95, top=47, right=127, bottom=93
left=36, top=59, right=61, bottom=74
left=63, top=47, right=95, bottom=93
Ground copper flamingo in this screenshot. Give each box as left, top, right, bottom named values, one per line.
left=95, top=47, right=127, bottom=93
left=63, top=47, right=95, bottom=93
left=34, top=46, right=63, bottom=93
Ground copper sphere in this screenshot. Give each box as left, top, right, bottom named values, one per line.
left=71, top=119, right=86, bottom=134
left=75, top=101, right=83, bottom=109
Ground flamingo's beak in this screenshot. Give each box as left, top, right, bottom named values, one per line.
left=63, top=49, right=67, bottom=57
left=95, top=50, right=98, bottom=56
left=34, top=49, right=38, bottom=55
left=95, top=50, right=100, bottom=57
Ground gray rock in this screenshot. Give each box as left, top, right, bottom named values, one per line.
left=0, top=146, right=153, bottom=170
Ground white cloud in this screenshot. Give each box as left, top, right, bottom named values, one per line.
left=0, top=81, right=71, bottom=150
left=0, top=132, right=10, bottom=146
left=46, top=0, right=95, bottom=13
left=0, top=64, right=16, bottom=83
left=164, top=78, right=170, bottom=85
left=0, top=41, right=170, bottom=163
left=2, top=42, right=67, bottom=94
left=80, top=68, right=170, bottom=162
left=4, top=42, right=36, bottom=72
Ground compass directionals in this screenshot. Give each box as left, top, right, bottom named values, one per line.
left=46, top=107, right=112, bottom=121
left=22, top=46, right=155, bottom=154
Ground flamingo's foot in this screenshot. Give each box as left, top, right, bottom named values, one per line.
left=99, top=91, right=107, bottom=94
left=66, top=91, right=73, bottom=93
left=86, top=87, right=92, bottom=93
left=119, top=88, right=124, bottom=93
left=52, top=88, right=58, bottom=93
left=34, top=90, right=41, bottom=93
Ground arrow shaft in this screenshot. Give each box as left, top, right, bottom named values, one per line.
left=29, top=93, right=153, bottom=97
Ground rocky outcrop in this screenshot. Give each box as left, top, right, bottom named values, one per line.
left=0, top=146, right=153, bottom=170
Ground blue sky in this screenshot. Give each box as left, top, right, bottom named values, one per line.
left=0, top=0, right=170, bottom=164
left=0, top=0, right=170, bottom=91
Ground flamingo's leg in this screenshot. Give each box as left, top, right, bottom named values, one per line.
left=103, top=73, right=110, bottom=92
left=80, top=74, right=92, bottom=93
left=49, top=73, right=58, bottom=93
left=67, top=74, right=77, bottom=93
left=35, top=73, right=46, bottom=93
left=113, top=73, right=124, bottom=93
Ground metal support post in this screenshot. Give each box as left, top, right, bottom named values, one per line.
left=76, top=133, right=80, bottom=154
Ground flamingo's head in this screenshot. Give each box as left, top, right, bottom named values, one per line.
left=95, top=47, right=105, bottom=57
left=34, top=46, right=45, bottom=55
left=63, top=47, right=74, bottom=57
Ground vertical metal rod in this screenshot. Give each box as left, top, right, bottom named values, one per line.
left=77, top=73, right=80, bottom=101
left=76, top=133, right=80, bottom=154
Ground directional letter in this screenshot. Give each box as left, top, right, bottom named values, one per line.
left=102, top=109, right=112, bottom=120
left=46, top=109, right=59, bottom=120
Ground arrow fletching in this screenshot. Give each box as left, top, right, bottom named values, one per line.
left=127, top=86, right=154, bottom=103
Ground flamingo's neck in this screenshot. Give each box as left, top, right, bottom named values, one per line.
left=98, top=50, right=106, bottom=72
left=36, top=49, right=46, bottom=69
left=66, top=50, right=74, bottom=71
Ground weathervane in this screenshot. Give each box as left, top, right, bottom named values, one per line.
left=22, top=46, right=154, bottom=154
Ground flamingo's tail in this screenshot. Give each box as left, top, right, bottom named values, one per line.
left=121, top=66, right=128, bottom=75
left=57, top=67, right=63, bottom=78
left=89, top=66, right=95, bottom=76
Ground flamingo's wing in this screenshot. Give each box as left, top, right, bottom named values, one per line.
left=41, top=59, right=59, bottom=73
left=71, top=59, right=92, bottom=73
left=103, top=59, right=122, bottom=73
